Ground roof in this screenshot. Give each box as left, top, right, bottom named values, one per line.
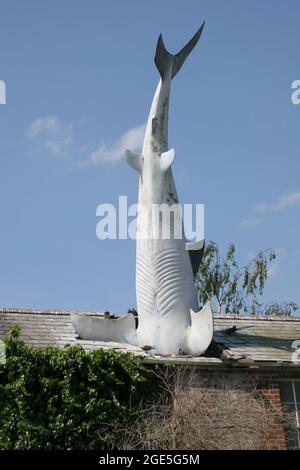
left=1, top=307, right=300, bottom=369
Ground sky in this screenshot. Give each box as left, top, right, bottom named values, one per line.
left=0, top=0, right=299, bottom=314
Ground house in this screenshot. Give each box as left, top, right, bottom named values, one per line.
left=0, top=307, right=300, bottom=450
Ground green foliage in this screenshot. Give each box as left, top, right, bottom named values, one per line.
left=195, top=241, right=297, bottom=315
left=0, top=326, right=151, bottom=450
left=262, top=301, right=299, bottom=317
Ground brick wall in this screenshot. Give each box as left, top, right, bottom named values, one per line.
left=191, top=369, right=300, bottom=450
left=259, top=384, right=286, bottom=450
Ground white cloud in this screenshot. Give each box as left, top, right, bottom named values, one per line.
left=256, top=191, right=300, bottom=212
left=89, top=123, right=146, bottom=165
left=240, top=217, right=262, bottom=228
left=27, top=116, right=74, bottom=157
left=27, top=118, right=146, bottom=165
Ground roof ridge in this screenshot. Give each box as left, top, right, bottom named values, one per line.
left=1, top=307, right=299, bottom=321
left=213, top=313, right=300, bottom=321
left=0, top=307, right=105, bottom=316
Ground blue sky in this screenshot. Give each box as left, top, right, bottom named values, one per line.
left=0, top=0, right=299, bottom=314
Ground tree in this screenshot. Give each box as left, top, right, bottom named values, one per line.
left=195, top=240, right=298, bottom=315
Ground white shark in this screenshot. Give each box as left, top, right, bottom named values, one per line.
left=126, top=24, right=213, bottom=355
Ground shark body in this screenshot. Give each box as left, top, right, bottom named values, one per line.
left=126, top=25, right=213, bottom=355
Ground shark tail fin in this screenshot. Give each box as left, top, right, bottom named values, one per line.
left=154, top=22, right=205, bottom=80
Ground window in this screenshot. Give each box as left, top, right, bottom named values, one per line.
left=279, top=381, right=300, bottom=450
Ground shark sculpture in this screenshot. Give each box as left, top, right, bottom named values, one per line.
left=72, top=26, right=213, bottom=356
left=125, top=24, right=213, bottom=355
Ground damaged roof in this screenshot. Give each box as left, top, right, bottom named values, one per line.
left=1, top=307, right=300, bottom=368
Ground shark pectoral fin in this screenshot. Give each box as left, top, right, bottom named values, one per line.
left=186, top=239, right=205, bottom=277
left=183, top=301, right=213, bottom=355
left=160, top=148, right=175, bottom=172
left=125, top=150, right=143, bottom=173
left=71, top=312, right=138, bottom=346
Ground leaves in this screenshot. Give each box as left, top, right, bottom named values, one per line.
left=195, top=241, right=298, bottom=315
left=261, top=301, right=298, bottom=317
left=0, top=328, right=151, bottom=450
